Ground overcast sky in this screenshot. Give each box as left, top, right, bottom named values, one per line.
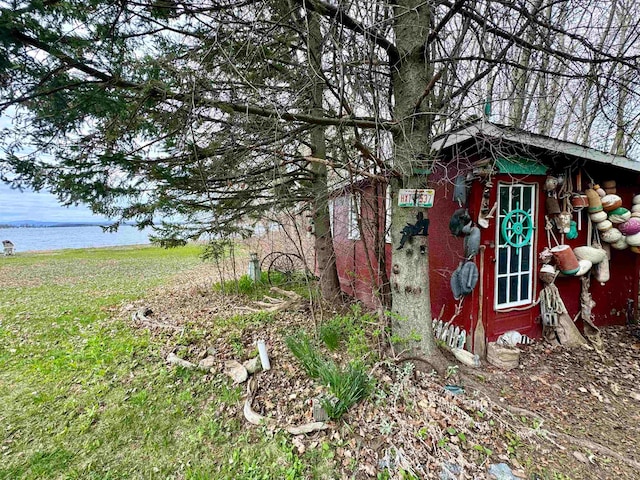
left=0, top=182, right=109, bottom=223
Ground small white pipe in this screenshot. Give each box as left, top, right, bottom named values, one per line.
left=257, top=340, right=271, bottom=371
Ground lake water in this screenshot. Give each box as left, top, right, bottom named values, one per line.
left=0, top=226, right=152, bottom=253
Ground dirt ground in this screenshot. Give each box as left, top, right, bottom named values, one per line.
left=124, top=262, right=640, bottom=479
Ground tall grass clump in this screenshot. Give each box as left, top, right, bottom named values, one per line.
left=285, top=332, right=324, bottom=379
left=286, top=332, right=373, bottom=419
left=318, top=304, right=376, bottom=359
left=317, top=361, right=373, bottom=419
left=318, top=320, right=342, bottom=350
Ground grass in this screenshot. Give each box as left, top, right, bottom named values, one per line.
left=0, top=245, right=325, bottom=479
left=212, top=270, right=319, bottom=302
left=286, top=331, right=373, bottom=420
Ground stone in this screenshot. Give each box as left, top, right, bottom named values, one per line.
left=440, top=462, right=461, bottom=480
left=167, top=353, right=196, bottom=369
left=198, top=356, right=216, bottom=372
left=224, top=360, right=248, bottom=384
left=243, top=357, right=262, bottom=374
left=488, top=463, right=518, bottom=480
left=573, top=451, right=589, bottom=464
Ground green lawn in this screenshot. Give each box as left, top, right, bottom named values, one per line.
left=0, top=246, right=320, bottom=479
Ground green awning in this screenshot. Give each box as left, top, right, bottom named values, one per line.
left=495, top=156, right=547, bottom=175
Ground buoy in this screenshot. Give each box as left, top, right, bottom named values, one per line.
left=626, top=232, right=640, bottom=247
left=618, top=218, right=640, bottom=236
left=573, top=246, right=607, bottom=264
left=551, top=245, right=579, bottom=274
left=596, top=220, right=612, bottom=232
left=608, top=207, right=631, bottom=224
left=601, top=194, right=622, bottom=212
left=590, top=211, right=607, bottom=223
left=585, top=189, right=602, bottom=212
left=600, top=227, right=622, bottom=243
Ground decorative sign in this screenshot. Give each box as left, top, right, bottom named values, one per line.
left=416, top=189, right=435, bottom=208
left=398, top=189, right=416, bottom=207
left=398, top=189, right=435, bottom=208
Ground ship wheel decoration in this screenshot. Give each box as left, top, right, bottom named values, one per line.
left=500, top=202, right=534, bottom=252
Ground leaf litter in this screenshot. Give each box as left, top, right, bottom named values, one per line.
left=120, top=262, right=640, bottom=479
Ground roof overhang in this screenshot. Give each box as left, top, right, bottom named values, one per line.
left=431, top=120, right=640, bottom=173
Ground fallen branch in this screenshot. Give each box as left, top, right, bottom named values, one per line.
left=244, top=287, right=304, bottom=313
left=243, top=376, right=330, bottom=434
left=550, top=431, right=640, bottom=472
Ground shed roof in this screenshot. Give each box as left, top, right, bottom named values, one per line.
left=431, top=120, right=640, bottom=173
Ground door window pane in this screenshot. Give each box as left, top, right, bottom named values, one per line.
left=495, top=183, right=536, bottom=309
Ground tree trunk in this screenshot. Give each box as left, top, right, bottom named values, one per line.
left=389, top=1, right=442, bottom=362
left=307, top=10, right=341, bottom=300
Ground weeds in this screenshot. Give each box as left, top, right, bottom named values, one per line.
left=319, top=320, right=342, bottom=350
left=318, top=304, right=375, bottom=359
left=285, top=332, right=324, bottom=379
left=286, top=331, right=373, bottom=419
left=317, top=361, right=373, bottom=419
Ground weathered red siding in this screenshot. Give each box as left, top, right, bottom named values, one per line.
left=331, top=165, right=640, bottom=348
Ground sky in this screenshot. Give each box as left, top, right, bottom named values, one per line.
left=1, top=107, right=111, bottom=223
left=0, top=182, right=110, bottom=223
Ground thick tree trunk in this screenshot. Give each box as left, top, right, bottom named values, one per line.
left=308, top=10, right=341, bottom=300
left=389, top=1, right=442, bottom=361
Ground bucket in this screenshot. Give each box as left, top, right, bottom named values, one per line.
left=487, top=342, right=520, bottom=370
left=551, top=245, right=580, bottom=274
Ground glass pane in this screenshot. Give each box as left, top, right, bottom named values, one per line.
left=511, top=187, right=521, bottom=210
left=521, top=244, right=530, bottom=271
left=509, top=248, right=519, bottom=273
left=522, top=186, right=532, bottom=212
left=499, top=187, right=509, bottom=218
left=520, top=274, right=530, bottom=300
left=498, top=247, right=508, bottom=274
left=509, top=275, right=519, bottom=302
left=498, top=277, right=507, bottom=304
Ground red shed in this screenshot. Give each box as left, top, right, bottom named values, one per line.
left=330, top=120, right=640, bottom=351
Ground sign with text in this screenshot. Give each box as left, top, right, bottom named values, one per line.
left=398, top=189, right=435, bottom=208
left=416, top=189, right=435, bottom=207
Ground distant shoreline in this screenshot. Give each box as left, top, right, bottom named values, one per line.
left=0, top=223, right=134, bottom=229
left=0, top=225, right=153, bottom=252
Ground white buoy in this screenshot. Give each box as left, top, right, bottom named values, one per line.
left=257, top=340, right=271, bottom=371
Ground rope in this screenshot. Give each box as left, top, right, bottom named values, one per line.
left=540, top=284, right=565, bottom=315
left=540, top=283, right=566, bottom=329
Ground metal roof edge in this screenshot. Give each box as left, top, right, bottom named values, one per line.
left=431, top=121, right=640, bottom=173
